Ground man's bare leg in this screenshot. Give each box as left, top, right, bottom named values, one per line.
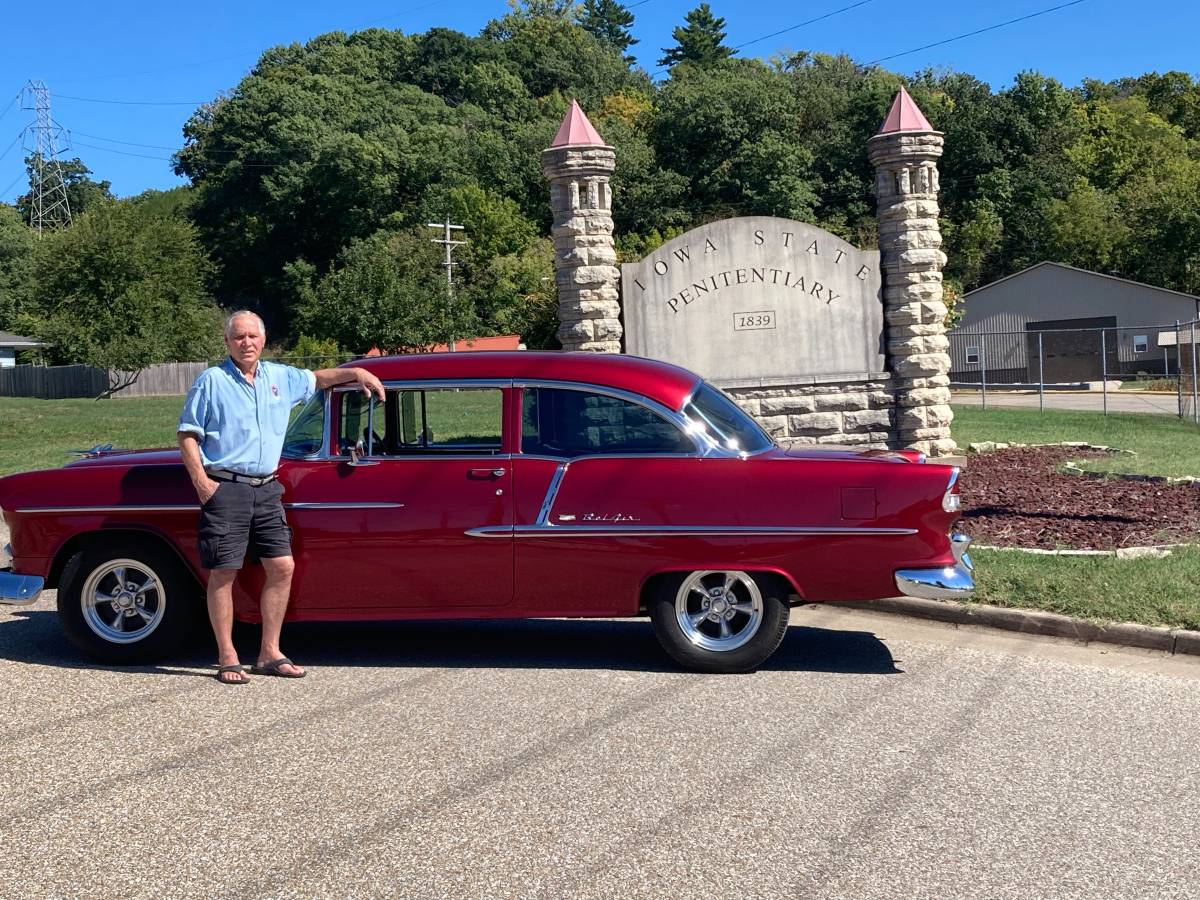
left=207, top=568, right=247, bottom=683
left=257, top=555, right=303, bottom=676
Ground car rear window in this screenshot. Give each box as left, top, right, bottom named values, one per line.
left=682, top=382, right=773, bottom=454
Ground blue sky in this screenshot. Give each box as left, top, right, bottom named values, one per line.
left=0, top=0, right=1195, bottom=201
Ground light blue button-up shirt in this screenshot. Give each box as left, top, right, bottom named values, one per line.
left=178, top=357, right=317, bottom=476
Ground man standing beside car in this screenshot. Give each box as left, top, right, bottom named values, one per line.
left=178, top=310, right=385, bottom=685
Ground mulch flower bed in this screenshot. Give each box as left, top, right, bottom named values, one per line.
left=959, top=446, right=1200, bottom=551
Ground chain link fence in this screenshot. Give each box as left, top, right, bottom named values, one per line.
left=948, top=319, right=1200, bottom=420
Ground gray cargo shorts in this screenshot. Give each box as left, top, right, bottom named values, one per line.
left=197, top=480, right=292, bottom=570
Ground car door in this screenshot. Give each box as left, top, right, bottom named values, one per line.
left=510, top=384, right=745, bottom=616
left=280, top=382, right=514, bottom=612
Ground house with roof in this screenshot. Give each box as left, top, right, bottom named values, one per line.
left=947, top=262, right=1200, bottom=383
left=0, top=330, right=45, bottom=368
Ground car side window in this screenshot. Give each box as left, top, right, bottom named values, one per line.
left=339, top=387, right=503, bottom=456
left=521, top=387, right=693, bottom=458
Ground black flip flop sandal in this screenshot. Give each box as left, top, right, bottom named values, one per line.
left=250, top=657, right=306, bottom=678
left=216, top=664, right=250, bottom=685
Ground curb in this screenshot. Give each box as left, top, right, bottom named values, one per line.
left=840, top=596, right=1200, bottom=657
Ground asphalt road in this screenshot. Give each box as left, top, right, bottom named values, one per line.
left=952, top=389, right=1188, bottom=416
left=1, top=586, right=1197, bottom=899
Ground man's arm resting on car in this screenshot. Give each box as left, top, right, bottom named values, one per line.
left=313, top=367, right=385, bottom=401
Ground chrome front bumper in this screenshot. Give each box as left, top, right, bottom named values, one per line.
left=0, top=569, right=44, bottom=605
left=894, top=533, right=975, bottom=601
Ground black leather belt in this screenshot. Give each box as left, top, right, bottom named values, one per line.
left=208, top=469, right=277, bottom=486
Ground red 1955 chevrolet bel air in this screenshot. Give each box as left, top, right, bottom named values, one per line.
left=0, top=352, right=972, bottom=673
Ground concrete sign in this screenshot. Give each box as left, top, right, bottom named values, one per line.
left=622, top=217, right=883, bottom=385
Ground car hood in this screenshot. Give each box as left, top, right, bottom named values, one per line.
left=63, top=448, right=182, bottom=468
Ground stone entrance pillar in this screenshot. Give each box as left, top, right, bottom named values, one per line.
left=868, top=88, right=956, bottom=457
left=541, top=100, right=622, bottom=352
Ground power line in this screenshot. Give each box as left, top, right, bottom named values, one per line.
left=733, top=0, right=874, bottom=51
left=55, top=92, right=210, bottom=106
left=0, top=133, right=22, bottom=164
left=1, top=171, right=26, bottom=199
left=653, top=0, right=871, bottom=75
left=58, top=0, right=450, bottom=87
left=866, top=0, right=1091, bottom=65
left=69, top=137, right=291, bottom=169
left=0, top=92, right=18, bottom=125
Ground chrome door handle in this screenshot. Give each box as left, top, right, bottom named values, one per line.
left=468, top=467, right=507, bottom=478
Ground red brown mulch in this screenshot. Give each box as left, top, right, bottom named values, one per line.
left=958, top=446, right=1200, bottom=551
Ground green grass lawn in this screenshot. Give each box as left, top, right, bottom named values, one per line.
left=954, top=405, right=1200, bottom=630
left=971, top=547, right=1200, bottom=631
left=1, top=396, right=186, bottom=477
left=951, top=405, right=1200, bottom=477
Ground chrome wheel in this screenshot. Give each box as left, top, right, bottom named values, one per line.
left=674, top=570, right=763, bottom=652
left=80, top=558, right=167, bottom=645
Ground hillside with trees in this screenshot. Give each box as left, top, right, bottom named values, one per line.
left=3, top=1, right=1200, bottom=366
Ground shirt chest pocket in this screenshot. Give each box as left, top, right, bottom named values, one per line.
left=265, top=393, right=292, bottom=436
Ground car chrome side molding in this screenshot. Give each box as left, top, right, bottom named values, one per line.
left=466, top=525, right=918, bottom=538
left=16, top=502, right=408, bottom=514
left=14, top=505, right=203, bottom=514
left=283, top=502, right=406, bottom=509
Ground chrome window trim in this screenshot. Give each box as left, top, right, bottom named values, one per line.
left=328, top=380, right=509, bottom=461
left=519, top=453, right=700, bottom=463
left=514, top=379, right=721, bottom=459
left=322, top=452, right=514, bottom=463
left=466, top=524, right=918, bottom=538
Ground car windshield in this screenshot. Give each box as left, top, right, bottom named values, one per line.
left=281, top=391, right=326, bottom=458
left=682, top=382, right=773, bottom=455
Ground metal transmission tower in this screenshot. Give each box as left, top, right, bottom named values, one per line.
left=19, top=80, right=72, bottom=233
left=426, top=218, right=467, bottom=351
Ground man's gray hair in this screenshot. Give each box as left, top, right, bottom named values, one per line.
left=224, top=310, right=266, bottom=338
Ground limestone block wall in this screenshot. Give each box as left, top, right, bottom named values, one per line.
left=725, top=377, right=896, bottom=448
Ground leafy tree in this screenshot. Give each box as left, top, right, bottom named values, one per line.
left=654, top=60, right=816, bottom=219
left=16, top=155, right=113, bottom=226
left=0, top=205, right=35, bottom=330
left=27, top=201, right=223, bottom=396
left=580, top=0, right=638, bottom=59
left=295, top=229, right=479, bottom=353
left=658, top=3, right=734, bottom=70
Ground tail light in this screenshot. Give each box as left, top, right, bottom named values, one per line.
left=942, top=467, right=962, bottom=513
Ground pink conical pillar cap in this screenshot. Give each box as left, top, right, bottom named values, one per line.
left=876, top=86, right=934, bottom=134
left=550, top=99, right=607, bottom=147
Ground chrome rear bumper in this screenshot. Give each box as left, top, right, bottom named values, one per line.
left=0, top=569, right=44, bottom=605
left=894, top=533, right=975, bottom=601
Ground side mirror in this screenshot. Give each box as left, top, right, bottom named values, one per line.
left=348, top=438, right=378, bottom=467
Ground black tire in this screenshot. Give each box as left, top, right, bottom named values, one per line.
left=648, top=570, right=790, bottom=674
left=57, top=537, right=203, bottom=664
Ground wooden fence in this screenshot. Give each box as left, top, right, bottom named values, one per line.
left=0, top=357, right=352, bottom=399
left=0, top=362, right=209, bottom=399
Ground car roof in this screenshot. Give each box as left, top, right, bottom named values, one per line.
left=346, top=351, right=702, bottom=411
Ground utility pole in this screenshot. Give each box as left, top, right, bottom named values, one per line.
left=19, top=80, right=72, bottom=234
left=426, top=218, right=466, bottom=351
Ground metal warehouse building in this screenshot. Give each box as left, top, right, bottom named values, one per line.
left=948, top=262, right=1200, bottom=384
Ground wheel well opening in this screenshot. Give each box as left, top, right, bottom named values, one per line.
left=49, top=529, right=202, bottom=592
